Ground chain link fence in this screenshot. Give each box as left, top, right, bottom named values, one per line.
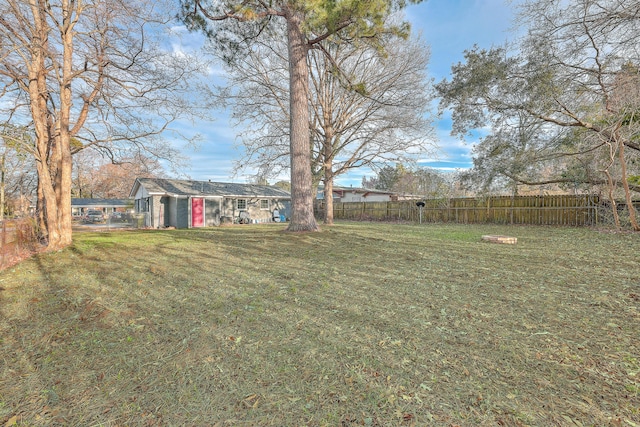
left=74, top=212, right=151, bottom=230
left=0, top=218, right=39, bottom=269
left=105, top=212, right=150, bottom=229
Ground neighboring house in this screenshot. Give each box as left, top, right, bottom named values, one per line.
left=317, top=186, right=401, bottom=203
left=71, top=198, right=132, bottom=216
left=129, top=178, right=291, bottom=229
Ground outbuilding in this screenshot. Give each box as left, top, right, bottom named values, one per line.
left=317, top=186, right=403, bottom=202
left=129, top=178, right=291, bottom=228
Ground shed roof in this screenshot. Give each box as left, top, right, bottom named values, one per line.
left=130, top=178, right=291, bottom=199
left=72, top=198, right=131, bottom=207
left=332, top=186, right=397, bottom=196
left=318, top=186, right=398, bottom=197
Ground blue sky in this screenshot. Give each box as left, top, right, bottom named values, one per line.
left=171, top=0, right=518, bottom=185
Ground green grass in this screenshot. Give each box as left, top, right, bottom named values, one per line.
left=1, top=222, right=639, bottom=426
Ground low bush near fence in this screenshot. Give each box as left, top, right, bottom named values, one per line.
left=0, top=218, right=39, bottom=269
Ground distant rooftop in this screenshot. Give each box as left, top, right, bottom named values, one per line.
left=72, top=198, right=131, bottom=207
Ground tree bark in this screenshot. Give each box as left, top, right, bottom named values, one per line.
left=323, top=174, right=334, bottom=225
left=55, top=0, right=76, bottom=248
left=27, top=1, right=59, bottom=247
left=36, top=176, right=46, bottom=240
left=603, top=141, right=621, bottom=230
left=25, top=0, right=73, bottom=250
left=285, top=9, right=319, bottom=232
left=0, top=152, right=5, bottom=221
left=323, top=135, right=335, bottom=225
left=617, top=136, right=639, bottom=231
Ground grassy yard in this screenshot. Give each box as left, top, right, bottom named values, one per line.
left=1, top=222, right=639, bottom=426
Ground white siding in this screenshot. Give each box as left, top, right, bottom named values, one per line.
left=341, top=192, right=362, bottom=202
left=363, top=194, right=392, bottom=202
left=132, top=185, right=150, bottom=199
left=341, top=191, right=392, bottom=202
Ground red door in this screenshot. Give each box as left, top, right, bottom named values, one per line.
left=192, top=198, right=204, bottom=227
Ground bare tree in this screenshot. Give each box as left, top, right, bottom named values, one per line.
left=71, top=149, right=166, bottom=199
left=0, top=0, right=211, bottom=249
left=0, top=124, right=34, bottom=220
left=92, top=154, right=166, bottom=199
left=215, top=22, right=434, bottom=224
left=312, top=35, right=434, bottom=224
left=365, top=163, right=454, bottom=199
left=180, top=0, right=422, bottom=231
left=71, top=148, right=102, bottom=199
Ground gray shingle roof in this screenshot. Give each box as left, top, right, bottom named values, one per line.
left=134, top=178, right=291, bottom=198
left=72, top=198, right=131, bottom=207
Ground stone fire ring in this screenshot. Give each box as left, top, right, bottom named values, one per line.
left=481, top=235, right=517, bottom=244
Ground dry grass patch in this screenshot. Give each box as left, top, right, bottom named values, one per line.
left=1, top=223, right=639, bottom=426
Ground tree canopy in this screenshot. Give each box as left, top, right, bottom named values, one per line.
left=437, top=0, right=640, bottom=229
left=363, top=163, right=456, bottom=199
left=211, top=16, right=434, bottom=224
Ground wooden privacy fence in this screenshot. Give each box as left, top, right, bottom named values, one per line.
left=0, top=218, right=38, bottom=269
left=316, top=195, right=600, bottom=226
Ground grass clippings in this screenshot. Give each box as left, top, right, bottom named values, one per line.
left=1, top=222, right=639, bottom=426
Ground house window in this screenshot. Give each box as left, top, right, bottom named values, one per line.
left=260, top=199, right=269, bottom=210
left=237, top=199, right=247, bottom=210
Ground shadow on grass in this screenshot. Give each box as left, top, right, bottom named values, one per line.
left=1, top=224, right=639, bottom=426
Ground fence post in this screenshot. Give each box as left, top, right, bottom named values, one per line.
left=1, top=221, right=5, bottom=269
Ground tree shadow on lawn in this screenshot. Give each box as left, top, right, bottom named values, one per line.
left=1, top=226, right=639, bottom=426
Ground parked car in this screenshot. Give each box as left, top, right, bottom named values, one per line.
left=85, top=209, right=105, bottom=223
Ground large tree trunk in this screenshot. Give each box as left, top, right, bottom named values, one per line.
left=285, top=10, right=319, bottom=232
left=323, top=135, right=334, bottom=225
left=323, top=175, right=334, bottom=225
left=0, top=152, right=5, bottom=221
left=27, top=6, right=58, bottom=246
left=321, top=100, right=335, bottom=225
left=55, top=10, right=75, bottom=248
left=617, top=137, right=639, bottom=231
left=34, top=144, right=62, bottom=247
left=26, top=0, right=72, bottom=250
left=36, top=177, right=46, bottom=241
